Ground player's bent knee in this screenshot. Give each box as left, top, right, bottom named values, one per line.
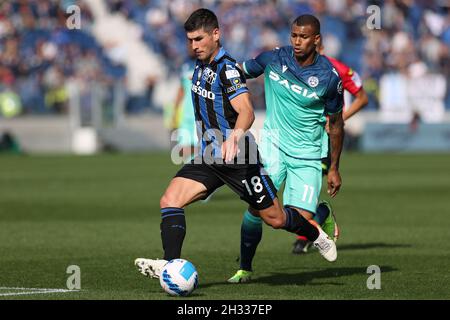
left=261, top=218, right=283, bottom=229
left=160, top=192, right=182, bottom=209
left=269, top=218, right=285, bottom=229
left=258, top=209, right=285, bottom=229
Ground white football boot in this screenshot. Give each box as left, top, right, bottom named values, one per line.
left=134, top=258, right=168, bottom=279
left=313, top=227, right=337, bottom=262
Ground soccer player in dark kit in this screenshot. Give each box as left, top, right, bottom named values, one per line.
left=135, top=8, right=336, bottom=281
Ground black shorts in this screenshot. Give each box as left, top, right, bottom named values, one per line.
left=175, top=157, right=277, bottom=210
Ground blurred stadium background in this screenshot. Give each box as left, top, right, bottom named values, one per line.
left=0, top=0, right=449, bottom=154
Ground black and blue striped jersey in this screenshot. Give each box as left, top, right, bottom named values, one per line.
left=191, top=47, right=250, bottom=160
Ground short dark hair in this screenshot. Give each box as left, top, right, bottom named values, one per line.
left=184, top=8, right=219, bottom=33
left=292, top=14, right=321, bottom=35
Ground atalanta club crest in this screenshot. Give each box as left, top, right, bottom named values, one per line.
left=308, top=76, right=319, bottom=87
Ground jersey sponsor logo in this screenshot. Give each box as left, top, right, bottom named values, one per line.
left=256, top=195, right=266, bottom=203
left=202, top=67, right=217, bottom=84
left=192, top=83, right=216, bottom=100
left=269, top=71, right=319, bottom=100
left=308, top=76, right=319, bottom=87
left=225, top=69, right=240, bottom=79
left=226, top=82, right=247, bottom=93
left=282, top=65, right=288, bottom=73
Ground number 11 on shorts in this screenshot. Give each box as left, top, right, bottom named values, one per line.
left=302, top=184, right=314, bottom=204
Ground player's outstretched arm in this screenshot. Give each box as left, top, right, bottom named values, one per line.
left=343, top=89, right=368, bottom=121
left=221, top=92, right=255, bottom=162
left=327, top=111, right=344, bottom=197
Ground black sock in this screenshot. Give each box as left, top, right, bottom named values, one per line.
left=282, top=206, right=319, bottom=241
left=314, top=202, right=330, bottom=225
left=160, top=207, right=186, bottom=261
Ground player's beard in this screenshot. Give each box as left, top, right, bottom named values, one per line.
left=199, top=46, right=218, bottom=64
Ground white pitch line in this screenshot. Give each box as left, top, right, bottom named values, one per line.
left=0, top=287, right=68, bottom=291
left=0, top=287, right=80, bottom=297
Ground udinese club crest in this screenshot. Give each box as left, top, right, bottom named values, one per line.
left=308, top=76, right=319, bottom=88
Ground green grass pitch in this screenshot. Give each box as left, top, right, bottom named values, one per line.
left=0, top=152, right=449, bottom=300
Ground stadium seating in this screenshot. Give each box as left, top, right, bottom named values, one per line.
left=1, top=0, right=449, bottom=116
